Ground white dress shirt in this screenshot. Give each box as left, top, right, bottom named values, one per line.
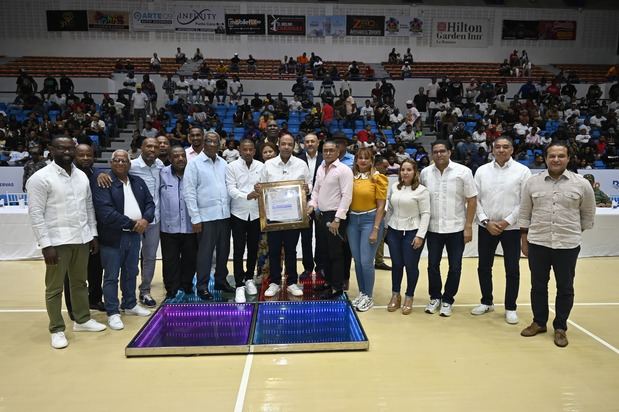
left=306, top=152, right=318, bottom=185
left=420, top=161, right=477, bottom=234
left=260, top=155, right=311, bottom=189
left=26, top=162, right=97, bottom=249
left=474, top=158, right=531, bottom=231
left=226, top=158, right=264, bottom=221
left=122, top=178, right=143, bottom=221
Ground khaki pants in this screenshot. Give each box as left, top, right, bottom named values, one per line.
left=375, top=230, right=388, bottom=265
left=45, top=244, right=91, bottom=333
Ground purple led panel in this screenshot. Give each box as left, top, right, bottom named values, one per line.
left=126, top=303, right=254, bottom=357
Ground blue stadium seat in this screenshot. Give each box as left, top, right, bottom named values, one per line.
left=593, top=160, right=606, bottom=169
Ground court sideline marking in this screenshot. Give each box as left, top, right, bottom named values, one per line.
left=234, top=352, right=254, bottom=412
left=549, top=308, right=619, bottom=355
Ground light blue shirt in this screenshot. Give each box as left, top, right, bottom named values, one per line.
left=340, top=152, right=355, bottom=169
left=130, top=155, right=163, bottom=224
left=159, top=165, right=192, bottom=234
left=182, top=152, right=230, bottom=224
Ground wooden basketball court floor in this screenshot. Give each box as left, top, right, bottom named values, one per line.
left=1, top=256, right=618, bottom=412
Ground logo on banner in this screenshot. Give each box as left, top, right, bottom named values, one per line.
left=432, top=19, right=488, bottom=47
left=177, top=9, right=218, bottom=26
left=133, top=10, right=173, bottom=24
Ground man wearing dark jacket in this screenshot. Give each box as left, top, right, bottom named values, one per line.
left=92, top=149, right=154, bottom=331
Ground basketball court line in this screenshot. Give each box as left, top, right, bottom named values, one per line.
left=234, top=351, right=254, bottom=412
left=549, top=308, right=619, bottom=355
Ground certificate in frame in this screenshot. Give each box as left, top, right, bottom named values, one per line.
left=258, top=179, right=309, bottom=232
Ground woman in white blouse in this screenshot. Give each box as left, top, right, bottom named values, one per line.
left=385, top=159, right=431, bottom=314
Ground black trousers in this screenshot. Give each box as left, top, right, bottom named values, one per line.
left=315, top=211, right=348, bottom=291
left=477, top=227, right=521, bottom=310
left=64, top=251, right=103, bottom=316
left=196, top=219, right=230, bottom=292
left=160, top=232, right=198, bottom=297
left=426, top=231, right=464, bottom=304
left=267, top=229, right=300, bottom=286
left=300, top=212, right=323, bottom=273
left=231, top=215, right=261, bottom=286
left=528, top=243, right=580, bottom=331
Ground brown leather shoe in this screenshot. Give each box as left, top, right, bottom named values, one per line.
left=554, top=329, right=568, bottom=347
left=520, top=322, right=547, bottom=337
left=401, top=296, right=413, bottom=315
left=387, top=293, right=401, bottom=312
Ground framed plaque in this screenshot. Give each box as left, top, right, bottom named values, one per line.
left=258, top=179, right=309, bottom=232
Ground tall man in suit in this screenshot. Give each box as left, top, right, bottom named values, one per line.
left=297, top=133, right=323, bottom=281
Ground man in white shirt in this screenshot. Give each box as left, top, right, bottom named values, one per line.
left=175, top=75, right=190, bottom=101
left=130, top=85, right=149, bottom=132
left=420, top=140, right=477, bottom=317
left=27, top=137, right=106, bottom=349
left=229, top=75, right=243, bottom=105
left=226, top=139, right=263, bottom=303
left=185, top=127, right=204, bottom=162
left=258, top=133, right=311, bottom=298
left=360, top=100, right=374, bottom=120
left=188, top=73, right=202, bottom=104
left=426, top=78, right=440, bottom=100
left=472, top=137, right=531, bottom=324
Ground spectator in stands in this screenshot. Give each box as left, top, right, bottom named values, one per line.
left=188, top=72, right=202, bottom=104
left=395, top=145, right=410, bottom=163
left=222, top=140, right=240, bottom=163
left=149, top=53, right=161, bottom=71
left=141, top=121, right=158, bottom=139
left=202, top=74, right=216, bottom=104
left=575, top=125, right=592, bottom=144
left=230, top=53, right=241, bottom=73
left=399, top=124, right=416, bottom=147
left=120, top=72, right=137, bottom=101
left=348, top=61, right=361, bottom=81
left=583, top=174, right=612, bottom=207
left=499, top=59, right=512, bottom=77
left=192, top=48, right=204, bottom=62
left=157, top=135, right=170, bottom=166
left=380, top=79, right=396, bottom=106
left=162, top=74, right=176, bottom=99
left=388, top=48, right=400, bottom=64
left=297, top=52, right=309, bottom=73
left=16, top=69, right=37, bottom=99
left=587, top=83, right=603, bottom=103
left=175, top=47, right=187, bottom=64
left=402, top=48, right=413, bottom=65
left=28, top=136, right=108, bottom=349
left=174, top=75, right=190, bottom=103
left=401, top=63, right=413, bottom=79
left=141, top=74, right=157, bottom=116
left=529, top=154, right=546, bottom=169
left=247, top=54, right=257, bottom=73
left=57, top=74, right=73, bottom=97
left=41, top=74, right=58, bottom=100
left=215, top=75, right=228, bottom=104
left=287, top=56, right=298, bottom=74
left=131, top=85, right=149, bottom=132
left=364, top=65, right=375, bottom=81
left=229, top=75, right=243, bottom=105
left=360, top=99, right=374, bottom=121
left=22, top=145, right=47, bottom=191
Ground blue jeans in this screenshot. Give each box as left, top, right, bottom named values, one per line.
left=426, top=231, right=464, bottom=304
left=100, top=232, right=141, bottom=316
left=346, top=211, right=383, bottom=297
left=386, top=227, right=423, bottom=297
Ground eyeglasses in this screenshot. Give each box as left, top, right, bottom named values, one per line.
left=111, top=158, right=129, bottom=164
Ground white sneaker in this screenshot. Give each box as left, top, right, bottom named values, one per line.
left=123, top=304, right=151, bottom=317
left=264, top=283, right=281, bottom=297
left=505, top=310, right=519, bottom=324
left=356, top=296, right=374, bottom=312
left=73, top=319, right=107, bottom=332
left=51, top=332, right=68, bottom=349
left=286, top=284, right=304, bottom=297
left=235, top=286, right=246, bottom=303
left=245, top=279, right=258, bottom=295
left=471, top=304, right=495, bottom=316
left=439, top=302, right=453, bottom=317
left=424, top=299, right=441, bottom=314
left=351, top=293, right=366, bottom=308
left=108, top=314, right=124, bottom=330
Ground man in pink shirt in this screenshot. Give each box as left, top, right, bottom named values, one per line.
left=307, top=140, right=353, bottom=298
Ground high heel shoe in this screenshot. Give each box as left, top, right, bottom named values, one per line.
left=401, top=296, right=413, bottom=315
left=387, top=293, right=401, bottom=312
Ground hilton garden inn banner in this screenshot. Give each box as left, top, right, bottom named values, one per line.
left=431, top=18, right=490, bottom=48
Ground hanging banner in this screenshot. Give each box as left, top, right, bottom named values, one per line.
left=46, top=10, right=88, bottom=31
left=384, top=15, right=424, bottom=37
left=431, top=18, right=490, bottom=47
left=267, top=15, right=306, bottom=36
left=346, top=15, right=385, bottom=36
left=174, top=6, right=225, bottom=32
left=306, top=15, right=346, bottom=38
left=87, top=10, right=129, bottom=31
left=502, top=20, right=576, bottom=40
left=225, top=14, right=266, bottom=35
left=131, top=9, right=174, bottom=31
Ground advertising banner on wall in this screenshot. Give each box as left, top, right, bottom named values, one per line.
left=174, top=6, right=225, bottom=32
left=131, top=9, right=174, bottom=31
left=267, top=15, right=305, bottom=36
left=87, top=10, right=129, bottom=31
left=346, top=15, right=385, bottom=36
left=306, top=16, right=346, bottom=38
left=225, top=14, right=266, bottom=35
left=0, top=167, right=24, bottom=192
left=46, top=10, right=88, bottom=31
left=384, top=15, right=424, bottom=37
left=431, top=18, right=490, bottom=47
left=502, top=20, right=576, bottom=40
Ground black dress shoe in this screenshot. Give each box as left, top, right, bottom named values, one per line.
left=197, top=290, right=213, bottom=301
left=89, top=302, right=106, bottom=312
left=214, top=282, right=235, bottom=293
left=374, top=262, right=392, bottom=271
left=313, top=283, right=331, bottom=292
left=322, top=289, right=344, bottom=300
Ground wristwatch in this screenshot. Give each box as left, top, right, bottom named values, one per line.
left=481, top=219, right=489, bottom=227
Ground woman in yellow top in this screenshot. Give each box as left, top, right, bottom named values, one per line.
left=347, top=147, right=388, bottom=312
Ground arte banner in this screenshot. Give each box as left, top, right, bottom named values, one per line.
left=88, top=10, right=129, bottom=31
left=384, top=15, right=424, bottom=37
left=267, top=15, right=305, bottom=36
left=346, top=15, right=385, bottom=36
left=502, top=20, right=576, bottom=40
left=431, top=18, right=490, bottom=48
left=306, top=16, right=346, bottom=37
left=46, top=10, right=88, bottom=31
left=131, top=9, right=174, bottom=31
left=174, top=6, right=225, bottom=32
left=225, top=14, right=266, bottom=35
